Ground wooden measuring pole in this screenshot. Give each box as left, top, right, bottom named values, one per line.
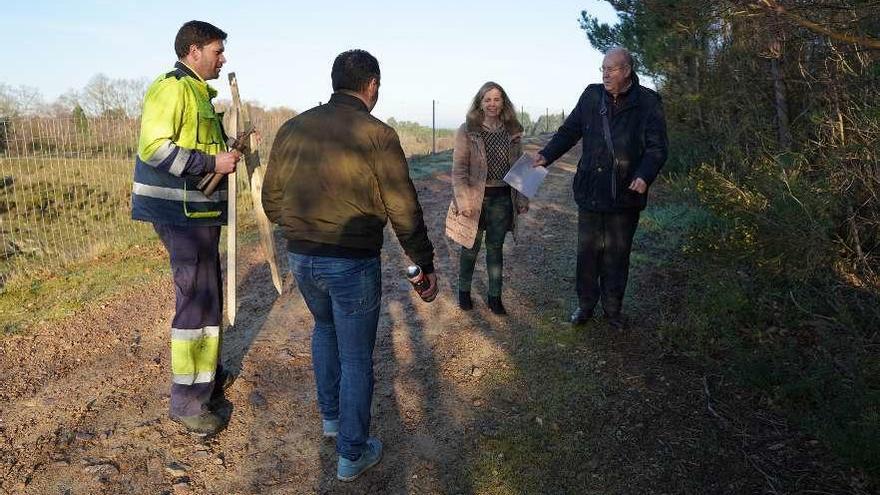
left=228, top=72, right=283, bottom=295
left=225, top=78, right=238, bottom=327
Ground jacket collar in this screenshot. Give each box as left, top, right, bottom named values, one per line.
left=175, top=61, right=201, bottom=81
left=329, top=92, right=369, bottom=112
left=174, top=61, right=218, bottom=99
left=602, top=83, right=640, bottom=114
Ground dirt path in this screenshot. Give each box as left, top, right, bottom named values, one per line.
left=0, top=138, right=870, bottom=494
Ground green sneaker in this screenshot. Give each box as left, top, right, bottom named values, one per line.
left=171, top=411, right=224, bottom=437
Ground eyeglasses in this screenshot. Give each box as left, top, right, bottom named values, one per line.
left=600, top=65, right=629, bottom=74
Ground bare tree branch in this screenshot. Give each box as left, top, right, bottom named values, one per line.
left=754, top=0, right=880, bottom=49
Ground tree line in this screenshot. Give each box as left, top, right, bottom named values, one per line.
left=580, top=0, right=879, bottom=477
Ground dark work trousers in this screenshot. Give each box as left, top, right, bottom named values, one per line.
left=459, top=187, right=513, bottom=298
left=576, top=209, right=640, bottom=316
left=153, top=223, right=223, bottom=418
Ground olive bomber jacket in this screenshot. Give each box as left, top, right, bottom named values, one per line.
left=262, top=92, right=435, bottom=273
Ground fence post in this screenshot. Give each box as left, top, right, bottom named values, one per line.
left=432, top=99, right=436, bottom=155
left=0, top=118, right=7, bottom=153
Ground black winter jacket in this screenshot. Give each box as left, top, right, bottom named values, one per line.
left=539, top=83, right=668, bottom=212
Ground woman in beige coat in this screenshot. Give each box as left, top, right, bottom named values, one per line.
left=447, top=81, right=528, bottom=315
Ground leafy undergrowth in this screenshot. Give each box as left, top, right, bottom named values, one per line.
left=639, top=180, right=880, bottom=482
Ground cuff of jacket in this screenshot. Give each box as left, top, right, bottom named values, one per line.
left=633, top=169, right=656, bottom=186
left=420, top=262, right=435, bottom=275
left=204, top=154, right=216, bottom=173
left=537, top=150, right=553, bottom=167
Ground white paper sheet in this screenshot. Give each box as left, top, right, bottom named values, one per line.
left=503, top=153, right=548, bottom=198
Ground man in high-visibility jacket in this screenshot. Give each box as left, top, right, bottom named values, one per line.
left=131, top=20, right=240, bottom=436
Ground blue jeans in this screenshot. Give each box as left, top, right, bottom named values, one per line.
left=289, top=253, right=382, bottom=460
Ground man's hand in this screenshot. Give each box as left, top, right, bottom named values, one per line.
left=532, top=152, right=547, bottom=168
left=421, top=272, right=439, bottom=302
left=628, top=177, right=647, bottom=194
left=215, top=150, right=241, bottom=174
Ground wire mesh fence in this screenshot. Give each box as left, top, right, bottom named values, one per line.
left=0, top=105, right=518, bottom=287
left=0, top=112, right=289, bottom=287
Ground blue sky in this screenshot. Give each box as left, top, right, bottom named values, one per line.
left=1, top=0, right=619, bottom=127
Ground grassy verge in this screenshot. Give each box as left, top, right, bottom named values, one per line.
left=468, top=318, right=605, bottom=494
left=409, top=150, right=453, bottom=179
left=462, top=178, right=878, bottom=490
left=0, top=240, right=168, bottom=335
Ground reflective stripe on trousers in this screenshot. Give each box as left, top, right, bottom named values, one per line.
left=171, top=325, right=221, bottom=385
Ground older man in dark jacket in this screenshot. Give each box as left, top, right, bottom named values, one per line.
left=262, top=49, right=438, bottom=482
left=535, top=47, right=668, bottom=329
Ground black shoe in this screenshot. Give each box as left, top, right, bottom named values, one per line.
left=570, top=307, right=592, bottom=326
left=605, top=313, right=626, bottom=330
left=458, top=290, right=473, bottom=311
left=487, top=296, right=507, bottom=315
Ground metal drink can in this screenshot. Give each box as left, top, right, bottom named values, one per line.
left=406, top=265, right=435, bottom=302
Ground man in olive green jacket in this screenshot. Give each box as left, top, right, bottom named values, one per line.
left=262, top=49, right=438, bottom=482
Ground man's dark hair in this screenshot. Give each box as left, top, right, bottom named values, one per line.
left=331, top=50, right=380, bottom=92
left=175, top=21, right=227, bottom=58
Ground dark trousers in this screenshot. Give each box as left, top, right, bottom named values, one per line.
left=153, top=224, right=223, bottom=417
left=459, top=188, right=513, bottom=297
left=576, top=209, right=640, bottom=316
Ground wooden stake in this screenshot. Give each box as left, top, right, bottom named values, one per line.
left=228, top=72, right=282, bottom=295
left=226, top=74, right=239, bottom=326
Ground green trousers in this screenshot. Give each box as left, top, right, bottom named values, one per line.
left=458, top=190, right=513, bottom=297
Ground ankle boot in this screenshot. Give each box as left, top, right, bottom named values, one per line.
left=458, top=290, right=473, bottom=310
left=487, top=296, right=507, bottom=315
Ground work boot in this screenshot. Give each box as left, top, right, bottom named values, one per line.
left=170, top=411, right=224, bottom=437
left=570, top=307, right=592, bottom=326
left=458, top=290, right=473, bottom=311
left=337, top=437, right=383, bottom=482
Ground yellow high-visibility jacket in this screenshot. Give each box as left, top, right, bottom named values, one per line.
left=131, top=61, right=228, bottom=225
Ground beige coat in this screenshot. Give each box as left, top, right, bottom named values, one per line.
left=445, top=122, right=528, bottom=248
